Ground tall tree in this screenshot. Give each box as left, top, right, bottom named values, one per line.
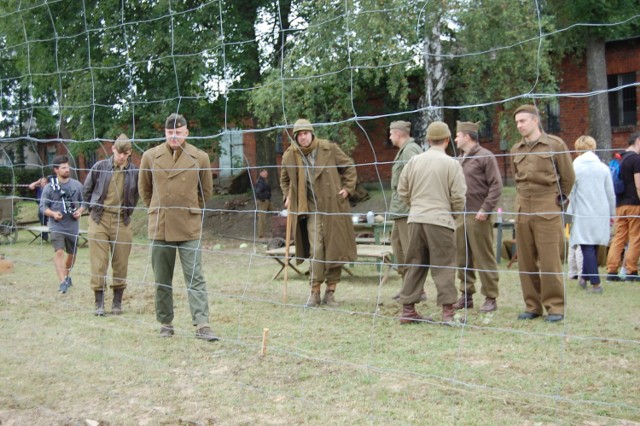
left=449, top=0, right=557, bottom=144
left=548, top=0, right=640, bottom=161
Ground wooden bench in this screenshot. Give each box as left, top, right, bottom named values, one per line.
left=25, top=225, right=89, bottom=247
left=265, top=244, right=394, bottom=285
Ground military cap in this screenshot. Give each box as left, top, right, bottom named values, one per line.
left=513, top=104, right=539, bottom=117
left=165, top=113, right=188, bottom=129
left=426, top=121, right=451, bottom=141
left=456, top=121, right=480, bottom=134
left=390, top=120, right=411, bottom=134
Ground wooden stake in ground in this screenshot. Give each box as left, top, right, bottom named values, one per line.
left=283, top=204, right=292, bottom=304
left=261, top=328, right=269, bottom=357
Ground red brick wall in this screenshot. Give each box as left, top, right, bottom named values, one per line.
left=558, top=38, right=640, bottom=151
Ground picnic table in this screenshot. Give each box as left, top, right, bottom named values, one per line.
left=25, top=225, right=89, bottom=247
left=265, top=244, right=394, bottom=285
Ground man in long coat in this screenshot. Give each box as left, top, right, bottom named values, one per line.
left=139, top=113, right=218, bottom=341
left=280, top=119, right=357, bottom=307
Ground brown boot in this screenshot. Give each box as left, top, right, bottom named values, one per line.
left=111, top=288, right=124, bottom=315
left=400, top=304, right=431, bottom=324
left=305, top=291, right=321, bottom=307
left=322, top=291, right=339, bottom=307
left=452, top=292, right=473, bottom=310
left=479, top=297, right=497, bottom=313
left=442, top=303, right=457, bottom=324
left=94, top=290, right=105, bottom=316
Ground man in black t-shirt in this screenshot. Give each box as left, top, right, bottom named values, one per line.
left=607, top=132, right=640, bottom=281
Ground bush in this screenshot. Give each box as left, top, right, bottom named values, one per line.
left=0, top=167, right=47, bottom=196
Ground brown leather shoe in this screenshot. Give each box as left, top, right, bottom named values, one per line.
left=400, top=304, right=432, bottom=324
left=111, top=287, right=124, bottom=315
left=452, top=293, right=473, bottom=310
left=195, top=326, right=220, bottom=341
left=479, top=297, right=497, bottom=313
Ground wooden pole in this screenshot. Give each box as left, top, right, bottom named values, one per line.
left=283, top=195, right=292, bottom=304
left=261, top=328, right=269, bottom=357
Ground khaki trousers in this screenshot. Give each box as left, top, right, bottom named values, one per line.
left=306, top=213, right=341, bottom=286
left=152, top=239, right=210, bottom=327
left=88, top=212, right=133, bottom=291
left=256, top=199, right=272, bottom=238
left=398, top=223, right=458, bottom=306
left=391, top=217, right=409, bottom=277
left=456, top=214, right=499, bottom=298
left=606, top=205, right=640, bottom=274
left=515, top=209, right=565, bottom=315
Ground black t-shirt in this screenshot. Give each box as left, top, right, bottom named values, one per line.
left=618, top=151, right=640, bottom=206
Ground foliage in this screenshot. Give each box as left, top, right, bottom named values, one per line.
left=449, top=0, right=558, bottom=145
left=250, top=0, right=422, bottom=154
left=0, top=166, right=42, bottom=196
left=547, top=0, right=640, bottom=56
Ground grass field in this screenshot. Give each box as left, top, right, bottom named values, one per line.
left=1, top=194, right=639, bottom=425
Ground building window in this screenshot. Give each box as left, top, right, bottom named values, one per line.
left=546, top=101, right=560, bottom=133
left=608, top=72, right=637, bottom=127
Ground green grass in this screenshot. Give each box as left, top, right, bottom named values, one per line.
left=1, top=191, right=639, bottom=424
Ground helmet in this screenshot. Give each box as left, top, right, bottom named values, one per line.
left=293, top=119, right=314, bottom=136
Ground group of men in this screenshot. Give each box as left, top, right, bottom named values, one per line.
left=281, top=104, right=574, bottom=324
left=394, top=105, right=574, bottom=324
left=38, top=104, right=575, bottom=345
left=40, top=113, right=219, bottom=341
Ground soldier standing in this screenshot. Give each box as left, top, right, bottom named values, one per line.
left=280, top=119, right=357, bottom=307
left=511, top=104, right=575, bottom=323
left=453, top=121, right=502, bottom=313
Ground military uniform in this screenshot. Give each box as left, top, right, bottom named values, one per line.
left=389, top=137, right=422, bottom=277
left=510, top=132, right=575, bottom=316
left=456, top=143, right=502, bottom=301
left=139, top=140, right=214, bottom=329
left=280, top=119, right=357, bottom=306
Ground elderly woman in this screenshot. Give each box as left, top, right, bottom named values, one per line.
left=567, top=136, right=616, bottom=293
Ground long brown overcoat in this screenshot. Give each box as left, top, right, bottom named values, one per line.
left=139, top=143, right=213, bottom=242
left=280, top=138, right=357, bottom=267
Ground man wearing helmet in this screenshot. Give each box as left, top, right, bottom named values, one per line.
left=280, top=119, right=357, bottom=307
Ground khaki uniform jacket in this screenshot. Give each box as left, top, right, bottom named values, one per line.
left=510, top=133, right=575, bottom=214
left=389, top=138, right=423, bottom=218
left=459, top=144, right=502, bottom=213
left=398, top=148, right=467, bottom=230
left=280, top=138, right=357, bottom=266
left=139, top=143, right=213, bottom=242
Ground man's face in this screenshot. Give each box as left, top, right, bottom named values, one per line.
left=260, top=170, right=268, bottom=179
left=54, top=163, right=70, bottom=179
left=165, top=125, right=189, bottom=150
left=389, top=129, right=406, bottom=148
left=515, top=112, right=539, bottom=139
left=296, top=130, right=313, bottom=148
left=455, top=132, right=471, bottom=152
left=112, top=146, right=131, bottom=166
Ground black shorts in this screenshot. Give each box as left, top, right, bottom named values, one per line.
left=50, top=232, right=79, bottom=255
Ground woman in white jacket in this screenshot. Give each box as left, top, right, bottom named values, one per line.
left=567, top=136, right=616, bottom=293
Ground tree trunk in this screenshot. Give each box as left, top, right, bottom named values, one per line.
left=585, top=37, right=612, bottom=162
left=417, top=13, right=449, bottom=148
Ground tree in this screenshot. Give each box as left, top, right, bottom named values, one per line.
left=449, top=0, right=557, bottom=145
left=548, top=0, right=640, bottom=161
left=250, top=0, right=422, bottom=154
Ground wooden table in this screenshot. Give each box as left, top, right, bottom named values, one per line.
left=353, top=221, right=393, bottom=245
left=265, top=244, right=394, bottom=285
left=25, top=225, right=89, bottom=247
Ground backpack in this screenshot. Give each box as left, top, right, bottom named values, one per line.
left=609, top=154, right=627, bottom=195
